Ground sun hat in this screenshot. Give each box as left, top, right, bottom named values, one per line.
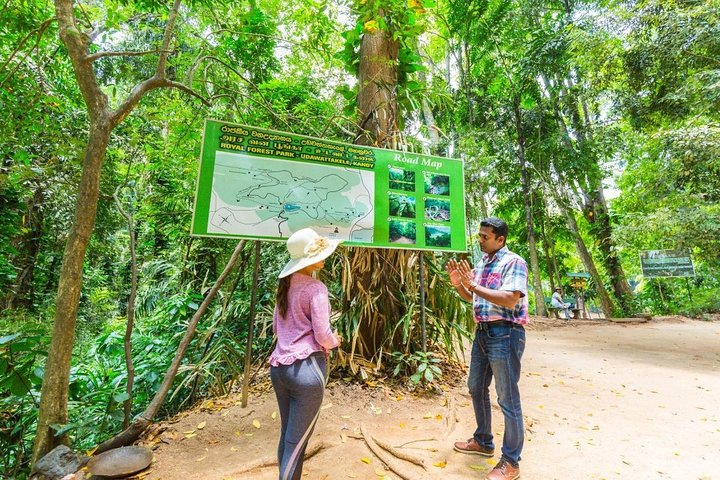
left=278, top=228, right=343, bottom=278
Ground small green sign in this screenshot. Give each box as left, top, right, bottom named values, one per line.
left=191, top=120, right=467, bottom=252
left=639, top=250, right=695, bottom=278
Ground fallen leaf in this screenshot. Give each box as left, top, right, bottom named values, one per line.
left=321, top=403, right=334, bottom=410
left=252, top=419, right=261, bottom=429
left=184, top=433, right=197, bottom=439
left=433, top=460, right=447, bottom=468
left=197, top=421, right=206, bottom=430
left=196, top=456, right=206, bottom=462
left=375, top=468, right=388, bottom=476
left=183, top=430, right=195, bottom=435
left=360, top=457, right=371, bottom=464
left=272, top=411, right=277, bottom=420
left=423, top=412, right=433, bottom=419
left=399, top=423, right=406, bottom=428
left=435, top=414, right=443, bottom=421
left=469, top=465, right=485, bottom=471
left=231, top=446, right=238, bottom=452
left=341, top=415, right=351, bottom=419
left=234, top=431, right=241, bottom=437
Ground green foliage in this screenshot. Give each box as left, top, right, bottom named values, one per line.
left=0, top=324, right=47, bottom=477
left=389, top=350, right=442, bottom=385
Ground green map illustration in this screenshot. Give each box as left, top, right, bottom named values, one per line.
left=208, top=152, right=375, bottom=241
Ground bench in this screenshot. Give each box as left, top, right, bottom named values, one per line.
left=545, top=297, right=581, bottom=319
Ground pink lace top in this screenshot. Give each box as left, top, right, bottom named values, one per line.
left=268, top=273, right=339, bottom=366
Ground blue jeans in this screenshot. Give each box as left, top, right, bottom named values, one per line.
left=468, top=322, right=526, bottom=466
left=270, top=352, right=327, bottom=480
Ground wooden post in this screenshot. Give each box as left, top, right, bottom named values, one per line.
left=419, top=251, right=426, bottom=352
left=685, top=278, right=693, bottom=303
left=241, top=241, right=262, bottom=408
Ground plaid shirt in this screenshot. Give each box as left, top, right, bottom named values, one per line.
left=473, top=246, right=529, bottom=325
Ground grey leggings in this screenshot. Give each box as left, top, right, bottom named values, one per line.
left=270, top=352, right=327, bottom=480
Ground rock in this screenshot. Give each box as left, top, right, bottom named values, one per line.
left=31, top=445, right=89, bottom=480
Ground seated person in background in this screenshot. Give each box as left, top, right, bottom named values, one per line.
left=551, top=288, right=572, bottom=320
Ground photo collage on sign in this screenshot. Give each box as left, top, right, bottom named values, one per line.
left=422, top=172, right=451, bottom=248
left=387, top=165, right=452, bottom=248
left=388, top=166, right=417, bottom=245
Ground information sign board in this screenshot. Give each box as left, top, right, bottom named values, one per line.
left=191, top=120, right=467, bottom=251
left=639, top=250, right=695, bottom=278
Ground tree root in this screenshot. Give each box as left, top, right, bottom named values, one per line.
left=360, top=424, right=430, bottom=480
left=371, top=434, right=426, bottom=470
left=444, top=396, right=459, bottom=436
left=233, top=440, right=333, bottom=474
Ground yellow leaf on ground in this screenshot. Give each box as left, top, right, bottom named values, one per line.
left=486, top=458, right=498, bottom=466
left=184, top=433, right=196, bottom=439
left=399, top=423, right=406, bottom=428
left=433, top=460, right=447, bottom=468
left=360, top=457, right=372, bottom=464
left=231, top=446, right=238, bottom=451
left=252, top=419, right=261, bottom=429
left=375, top=468, right=388, bottom=476
left=183, top=430, right=195, bottom=435
left=341, top=415, right=351, bottom=419
left=435, top=414, right=443, bottom=421
left=321, top=403, right=334, bottom=410
left=272, top=411, right=277, bottom=419
left=196, top=456, right=206, bottom=462
left=469, top=465, right=485, bottom=471
left=423, top=412, right=432, bottom=419
left=197, top=421, right=206, bottom=430
left=234, top=431, right=241, bottom=436
left=395, top=395, right=404, bottom=401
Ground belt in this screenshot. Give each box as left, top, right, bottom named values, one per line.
left=477, top=320, right=519, bottom=330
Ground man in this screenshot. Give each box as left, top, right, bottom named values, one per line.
left=447, top=217, right=528, bottom=480
left=551, top=287, right=572, bottom=320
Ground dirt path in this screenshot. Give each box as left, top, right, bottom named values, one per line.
left=142, top=317, right=720, bottom=479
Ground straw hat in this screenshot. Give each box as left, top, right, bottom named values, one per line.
left=278, top=228, right=342, bottom=278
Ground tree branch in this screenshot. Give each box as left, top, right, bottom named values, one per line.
left=111, top=76, right=210, bottom=126
left=156, top=0, right=182, bottom=77
left=87, top=49, right=173, bottom=62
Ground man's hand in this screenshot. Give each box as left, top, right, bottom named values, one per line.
left=447, top=258, right=475, bottom=289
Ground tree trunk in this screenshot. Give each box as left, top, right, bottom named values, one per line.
left=33, top=119, right=112, bottom=462
left=582, top=188, right=634, bottom=313
left=114, top=186, right=138, bottom=429
left=561, top=80, right=634, bottom=313
left=538, top=206, right=556, bottom=293
left=512, top=97, right=546, bottom=317
left=343, top=19, right=414, bottom=359
left=34, top=0, right=205, bottom=462
left=561, top=204, right=614, bottom=318
left=356, top=28, right=399, bottom=147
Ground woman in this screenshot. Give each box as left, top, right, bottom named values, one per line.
left=269, top=228, right=341, bottom=480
